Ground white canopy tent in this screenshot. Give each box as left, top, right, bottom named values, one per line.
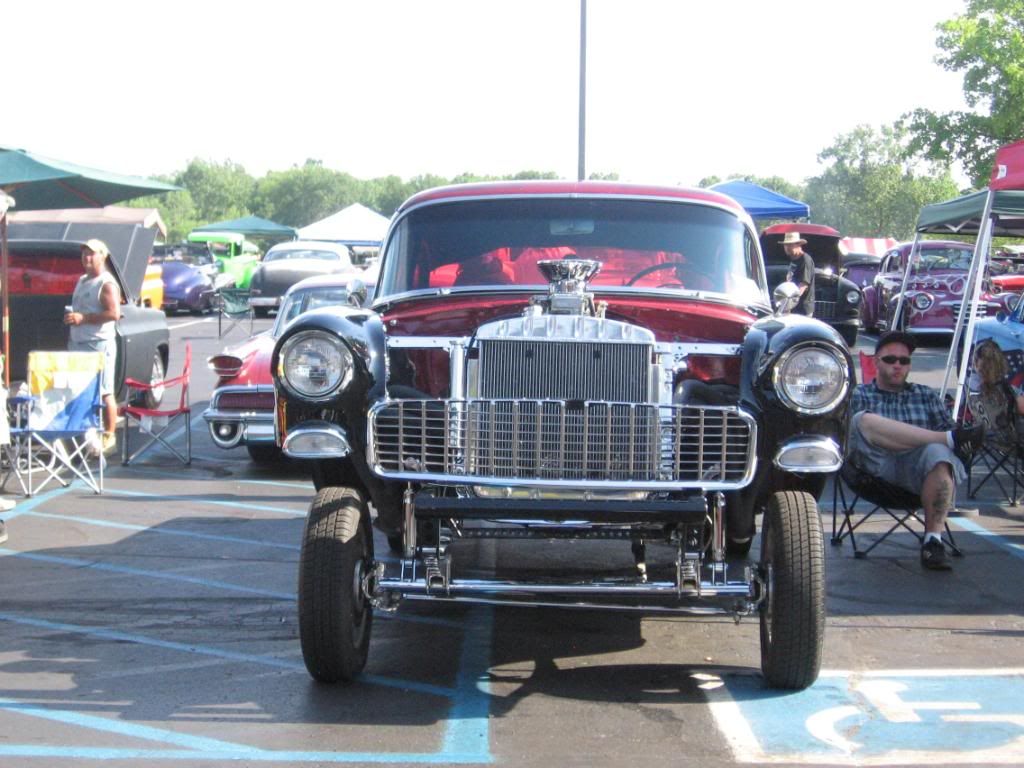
left=298, top=203, right=390, bottom=246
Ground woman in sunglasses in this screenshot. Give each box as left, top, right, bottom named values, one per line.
left=847, top=330, right=985, bottom=571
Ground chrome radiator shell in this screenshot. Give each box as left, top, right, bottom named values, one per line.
left=367, top=399, right=757, bottom=490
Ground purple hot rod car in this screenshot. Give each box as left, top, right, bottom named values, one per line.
left=152, top=243, right=232, bottom=314
left=861, top=240, right=1018, bottom=336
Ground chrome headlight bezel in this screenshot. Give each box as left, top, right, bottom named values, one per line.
left=278, top=330, right=353, bottom=400
left=911, top=292, right=933, bottom=311
left=772, top=343, right=850, bottom=415
left=845, top=289, right=861, bottom=305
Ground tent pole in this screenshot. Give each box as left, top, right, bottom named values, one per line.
left=891, top=232, right=921, bottom=329
left=945, top=188, right=995, bottom=419
left=0, top=208, right=8, bottom=389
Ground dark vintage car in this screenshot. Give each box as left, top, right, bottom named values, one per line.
left=760, top=223, right=863, bottom=347
left=248, top=241, right=375, bottom=317
left=271, top=181, right=854, bottom=690
left=151, top=243, right=227, bottom=314
left=861, top=240, right=1017, bottom=335
left=6, top=222, right=171, bottom=405
left=204, top=273, right=373, bottom=463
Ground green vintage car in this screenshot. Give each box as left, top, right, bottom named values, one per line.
left=186, top=231, right=261, bottom=289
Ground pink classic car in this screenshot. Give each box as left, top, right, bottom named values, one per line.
left=861, top=240, right=1017, bottom=335
left=203, top=273, right=373, bottom=462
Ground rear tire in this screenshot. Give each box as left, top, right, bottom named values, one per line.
left=759, top=491, right=825, bottom=690
left=142, top=352, right=166, bottom=409
left=298, top=487, right=374, bottom=683
left=254, top=306, right=270, bottom=318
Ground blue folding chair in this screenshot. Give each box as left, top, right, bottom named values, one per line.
left=2, top=350, right=105, bottom=496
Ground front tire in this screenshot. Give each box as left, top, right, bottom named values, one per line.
left=759, top=491, right=825, bottom=690
left=143, top=352, right=166, bottom=409
left=838, top=325, right=858, bottom=348
left=298, top=487, right=374, bottom=683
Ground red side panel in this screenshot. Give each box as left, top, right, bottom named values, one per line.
left=990, top=140, right=1024, bottom=190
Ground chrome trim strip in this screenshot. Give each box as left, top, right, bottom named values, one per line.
left=377, top=576, right=753, bottom=600
left=202, top=409, right=274, bottom=424
left=384, top=335, right=741, bottom=357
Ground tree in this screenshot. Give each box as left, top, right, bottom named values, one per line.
left=804, top=125, right=959, bottom=238
left=175, top=159, right=255, bottom=224
left=902, top=0, right=1024, bottom=187
left=251, top=161, right=360, bottom=226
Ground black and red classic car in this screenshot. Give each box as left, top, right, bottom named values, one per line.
left=272, top=181, right=854, bottom=690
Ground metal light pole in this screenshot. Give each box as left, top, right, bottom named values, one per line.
left=578, top=0, right=587, bottom=181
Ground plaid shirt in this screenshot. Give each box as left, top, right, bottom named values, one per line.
left=851, top=381, right=953, bottom=432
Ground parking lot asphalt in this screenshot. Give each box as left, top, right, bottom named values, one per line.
left=0, top=321, right=1022, bottom=767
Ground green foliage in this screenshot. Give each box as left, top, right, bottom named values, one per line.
left=804, top=125, right=959, bottom=238
left=902, top=0, right=1024, bottom=186
left=175, top=158, right=255, bottom=223
left=251, top=160, right=360, bottom=227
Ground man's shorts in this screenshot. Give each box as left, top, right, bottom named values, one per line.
left=68, top=338, right=115, bottom=396
left=847, top=411, right=966, bottom=494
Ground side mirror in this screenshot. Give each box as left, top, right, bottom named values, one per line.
left=773, top=281, right=801, bottom=316
left=346, top=279, right=367, bottom=308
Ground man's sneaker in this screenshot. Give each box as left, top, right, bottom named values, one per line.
left=952, top=424, right=985, bottom=465
left=920, top=538, right=953, bottom=571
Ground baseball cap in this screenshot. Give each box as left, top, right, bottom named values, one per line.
left=875, top=330, right=917, bottom=355
left=81, top=239, right=110, bottom=258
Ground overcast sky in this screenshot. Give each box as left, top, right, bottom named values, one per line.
left=4, top=0, right=970, bottom=186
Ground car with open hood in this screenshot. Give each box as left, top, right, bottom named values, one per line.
left=272, top=180, right=854, bottom=690
left=247, top=240, right=376, bottom=317
left=6, top=221, right=171, bottom=404
left=861, top=240, right=1017, bottom=335
left=204, top=273, right=374, bottom=462
left=760, top=223, right=863, bottom=347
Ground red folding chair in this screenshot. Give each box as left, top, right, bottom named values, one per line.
left=120, top=344, right=191, bottom=465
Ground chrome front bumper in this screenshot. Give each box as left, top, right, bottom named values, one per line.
left=202, top=408, right=275, bottom=448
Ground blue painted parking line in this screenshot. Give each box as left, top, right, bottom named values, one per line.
left=0, top=609, right=493, bottom=763
left=105, top=487, right=308, bottom=516
left=951, top=517, right=1024, bottom=561
left=706, top=668, right=1024, bottom=764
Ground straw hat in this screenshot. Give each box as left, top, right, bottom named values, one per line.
left=780, top=232, right=807, bottom=246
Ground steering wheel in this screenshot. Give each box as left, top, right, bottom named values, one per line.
left=626, top=262, right=688, bottom=286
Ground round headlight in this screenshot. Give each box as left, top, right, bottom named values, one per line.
left=912, top=292, right=933, bottom=311
left=773, top=345, right=848, bottom=414
left=279, top=331, right=353, bottom=398
left=845, top=289, right=861, bottom=305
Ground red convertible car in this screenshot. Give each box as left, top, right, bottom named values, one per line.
left=861, top=240, right=1017, bottom=335
left=203, top=274, right=372, bottom=462
left=273, top=180, right=856, bottom=689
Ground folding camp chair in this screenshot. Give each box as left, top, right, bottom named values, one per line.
left=966, top=388, right=1024, bottom=505
left=2, top=350, right=105, bottom=496
left=831, top=461, right=962, bottom=559
left=217, top=288, right=253, bottom=339
left=120, top=343, right=191, bottom=465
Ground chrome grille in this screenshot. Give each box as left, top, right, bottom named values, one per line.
left=950, top=302, right=997, bottom=320
left=478, top=339, right=650, bottom=401
left=369, top=399, right=756, bottom=489
left=814, top=300, right=837, bottom=319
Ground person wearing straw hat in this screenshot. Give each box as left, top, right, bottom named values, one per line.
left=781, top=231, right=815, bottom=316
left=64, top=239, right=121, bottom=453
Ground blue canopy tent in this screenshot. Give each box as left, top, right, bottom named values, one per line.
left=710, top=180, right=809, bottom=220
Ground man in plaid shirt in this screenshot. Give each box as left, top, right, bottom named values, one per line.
left=848, top=331, right=985, bottom=571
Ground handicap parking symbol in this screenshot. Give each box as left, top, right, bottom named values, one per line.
left=704, top=669, right=1024, bottom=764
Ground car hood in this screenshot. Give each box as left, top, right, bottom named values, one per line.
left=760, top=232, right=842, bottom=272
left=160, top=261, right=209, bottom=289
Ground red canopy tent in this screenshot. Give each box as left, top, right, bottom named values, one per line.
left=839, top=236, right=899, bottom=258
left=990, top=139, right=1024, bottom=191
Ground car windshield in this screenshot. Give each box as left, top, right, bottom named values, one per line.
left=272, top=286, right=359, bottom=336
left=378, top=198, right=766, bottom=303
left=265, top=249, right=343, bottom=263
left=914, top=248, right=973, bottom=272
left=152, top=245, right=214, bottom=266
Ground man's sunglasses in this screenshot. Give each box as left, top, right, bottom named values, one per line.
left=879, top=355, right=912, bottom=365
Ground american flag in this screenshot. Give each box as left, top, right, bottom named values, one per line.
left=1005, top=348, right=1024, bottom=389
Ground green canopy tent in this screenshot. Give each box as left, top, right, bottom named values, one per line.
left=191, top=215, right=297, bottom=240
left=900, top=180, right=1024, bottom=416
left=0, top=146, right=179, bottom=384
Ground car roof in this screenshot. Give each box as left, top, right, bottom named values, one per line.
left=267, top=240, right=351, bottom=255
left=760, top=222, right=841, bottom=238
left=395, top=180, right=745, bottom=215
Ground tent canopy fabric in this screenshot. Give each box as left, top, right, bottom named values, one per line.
left=990, top=139, right=1024, bottom=191
left=0, top=147, right=179, bottom=209
left=297, top=203, right=390, bottom=245
left=709, top=179, right=810, bottom=219
left=10, top=205, right=167, bottom=239
left=916, top=188, right=1024, bottom=236
left=192, top=215, right=297, bottom=239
